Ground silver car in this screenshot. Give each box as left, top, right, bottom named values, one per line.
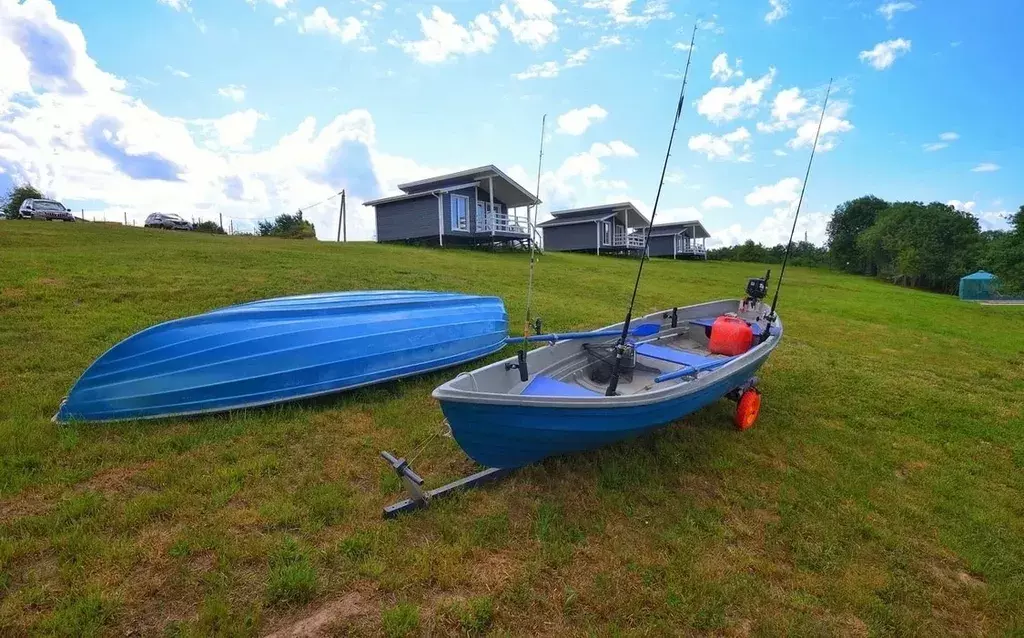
left=145, top=213, right=192, bottom=230
left=19, top=198, right=75, bottom=221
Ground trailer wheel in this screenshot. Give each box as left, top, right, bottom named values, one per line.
left=734, top=388, right=761, bottom=430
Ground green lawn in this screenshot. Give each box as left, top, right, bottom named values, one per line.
left=1, top=222, right=1022, bottom=636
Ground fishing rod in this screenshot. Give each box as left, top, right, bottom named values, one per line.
left=514, top=114, right=547, bottom=382
left=605, top=22, right=697, bottom=397
left=761, top=78, right=832, bottom=343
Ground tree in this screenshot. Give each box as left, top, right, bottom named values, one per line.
left=980, top=205, right=1024, bottom=293
left=2, top=183, right=44, bottom=219
left=826, top=196, right=890, bottom=274
left=257, top=210, right=317, bottom=239
left=193, top=220, right=226, bottom=234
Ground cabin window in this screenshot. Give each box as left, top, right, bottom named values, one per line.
left=602, top=221, right=612, bottom=244
left=451, top=195, right=469, bottom=231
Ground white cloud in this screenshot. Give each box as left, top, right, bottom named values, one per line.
left=859, top=38, right=911, bottom=70
left=513, top=35, right=621, bottom=79
left=394, top=6, right=498, bottom=63
left=688, top=127, right=752, bottom=161
left=768, top=88, right=806, bottom=126
left=158, top=0, right=191, bottom=11
left=702, top=195, right=732, bottom=209
left=971, top=163, right=1000, bottom=173
left=217, top=85, right=246, bottom=103
left=877, top=2, right=915, bottom=21
left=764, top=0, right=788, bottom=23
left=494, top=0, right=558, bottom=49
left=0, top=0, right=448, bottom=241
left=695, top=67, right=775, bottom=123
left=300, top=7, right=365, bottom=43
left=513, top=140, right=639, bottom=215
left=787, top=106, right=854, bottom=152
left=556, top=104, right=608, bottom=135
left=773, top=149, right=787, bottom=156
left=710, top=53, right=742, bottom=82
left=947, top=199, right=975, bottom=212
left=922, top=142, right=947, bottom=152
left=759, top=88, right=854, bottom=153
left=166, top=66, right=190, bottom=78
left=939, top=131, right=959, bottom=141
left=745, top=177, right=801, bottom=207
left=582, top=0, right=673, bottom=26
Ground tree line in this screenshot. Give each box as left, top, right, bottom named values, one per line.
left=708, top=196, right=1024, bottom=295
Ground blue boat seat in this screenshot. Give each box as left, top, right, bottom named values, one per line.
left=689, top=316, right=763, bottom=336
left=522, top=376, right=600, bottom=397
left=635, top=343, right=721, bottom=367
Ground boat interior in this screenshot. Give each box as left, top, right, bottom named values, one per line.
left=443, top=299, right=775, bottom=399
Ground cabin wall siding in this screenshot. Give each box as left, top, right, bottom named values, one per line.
left=542, top=223, right=599, bottom=251
left=648, top=235, right=676, bottom=257
left=375, top=196, right=440, bottom=242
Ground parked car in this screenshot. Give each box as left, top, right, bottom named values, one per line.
left=19, top=198, right=76, bottom=221
left=145, top=213, right=192, bottom=230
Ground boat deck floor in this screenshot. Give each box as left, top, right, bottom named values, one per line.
left=517, top=332, right=729, bottom=397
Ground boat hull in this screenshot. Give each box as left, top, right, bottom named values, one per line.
left=439, top=358, right=766, bottom=468
left=56, top=291, right=507, bottom=423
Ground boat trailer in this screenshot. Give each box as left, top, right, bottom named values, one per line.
left=378, top=451, right=512, bottom=519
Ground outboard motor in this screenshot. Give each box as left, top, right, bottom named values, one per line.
left=742, top=269, right=770, bottom=313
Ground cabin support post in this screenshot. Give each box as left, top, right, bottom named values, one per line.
left=434, top=192, right=444, bottom=247
left=595, top=221, right=600, bottom=255
left=379, top=451, right=511, bottom=518
left=488, top=176, right=495, bottom=239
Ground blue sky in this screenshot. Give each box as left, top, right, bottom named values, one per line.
left=0, top=0, right=1019, bottom=242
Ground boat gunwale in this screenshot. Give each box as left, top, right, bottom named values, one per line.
left=432, top=299, right=782, bottom=409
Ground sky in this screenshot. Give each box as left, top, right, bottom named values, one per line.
left=0, top=0, right=1020, bottom=244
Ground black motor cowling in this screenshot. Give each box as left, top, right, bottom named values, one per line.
left=745, top=269, right=771, bottom=302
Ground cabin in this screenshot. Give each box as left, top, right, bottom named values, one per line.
left=537, top=202, right=650, bottom=255
left=363, top=165, right=540, bottom=248
left=642, top=220, right=710, bottom=260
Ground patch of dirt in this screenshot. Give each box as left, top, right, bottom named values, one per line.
left=895, top=460, right=929, bottom=480
left=264, top=591, right=368, bottom=638
left=0, top=489, right=57, bottom=522
left=928, top=563, right=987, bottom=590
left=1, top=287, right=26, bottom=300
left=80, top=460, right=156, bottom=494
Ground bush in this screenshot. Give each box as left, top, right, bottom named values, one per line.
left=2, top=183, right=44, bottom=219
left=193, top=221, right=226, bottom=234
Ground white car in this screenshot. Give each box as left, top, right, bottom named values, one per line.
left=19, top=198, right=75, bottom=221
left=145, top=213, right=192, bottom=230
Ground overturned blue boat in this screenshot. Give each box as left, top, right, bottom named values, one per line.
left=56, top=290, right=508, bottom=423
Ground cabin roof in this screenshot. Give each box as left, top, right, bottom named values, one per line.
left=363, top=165, right=539, bottom=208
left=644, top=220, right=710, bottom=238
left=538, top=202, right=650, bottom=228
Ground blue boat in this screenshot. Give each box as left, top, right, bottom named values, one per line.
left=432, top=298, right=781, bottom=469
left=56, top=290, right=508, bottom=423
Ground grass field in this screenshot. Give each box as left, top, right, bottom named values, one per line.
left=1, top=222, right=1023, bottom=636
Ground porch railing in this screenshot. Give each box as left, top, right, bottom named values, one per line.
left=613, top=231, right=645, bottom=249
left=478, top=211, right=529, bottom=235
left=677, top=243, right=707, bottom=255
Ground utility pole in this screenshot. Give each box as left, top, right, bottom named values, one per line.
left=229, top=220, right=234, bottom=235
left=336, top=190, right=346, bottom=242
left=219, top=213, right=224, bottom=232
left=124, top=212, right=127, bottom=225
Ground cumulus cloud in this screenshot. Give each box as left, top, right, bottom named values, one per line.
left=971, top=163, right=999, bottom=173
left=217, top=84, right=246, bottom=103
left=859, top=38, right=911, bottom=70
left=0, top=0, right=450, bottom=240
left=939, top=131, right=959, bottom=141
left=695, top=67, right=775, bottom=123
left=300, top=7, right=365, bottom=43
left=702, top=195, right=732, bottom=209
left=494, top=0, right=558, bottom=49
left=758, top=86, right=854, bottom=152
left=764, top=0, right=788, bottom=23
left=556, top=104, right=608, bottom=135
left=877, top=2, right=915, bottom=21
left=687, top=127, right=752, bottom=161
left=710, top=53, right=742, bottom=82
left=393, top=6, right=498, bottom=63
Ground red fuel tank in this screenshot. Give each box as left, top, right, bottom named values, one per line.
left=708, top=316, right=754, bottom=356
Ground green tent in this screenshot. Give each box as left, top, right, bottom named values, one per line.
left=958, top=271, right=999, bottom=300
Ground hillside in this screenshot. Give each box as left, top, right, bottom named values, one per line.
left=1, top=222, right=1022, bottom=635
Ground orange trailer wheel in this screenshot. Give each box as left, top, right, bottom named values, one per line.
left=734, top=388, right=761, bottom=430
